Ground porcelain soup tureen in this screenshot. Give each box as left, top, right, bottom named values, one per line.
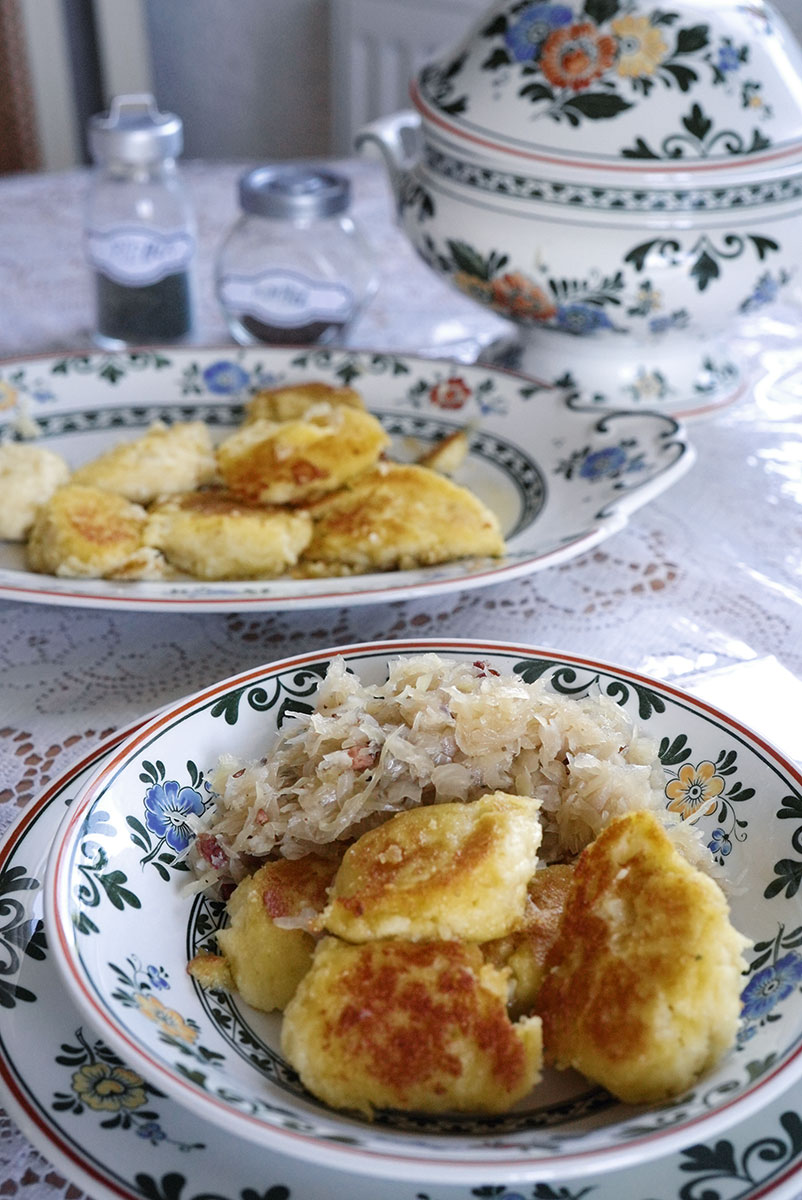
left=358, top=0, right=802, bottom=412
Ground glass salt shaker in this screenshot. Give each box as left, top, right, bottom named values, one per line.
left=216, top=165, right=377, bottom=346
left=85, top=94, right=196, bottom=349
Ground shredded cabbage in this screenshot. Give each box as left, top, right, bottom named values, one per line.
left=187, top=653, right=694, bottom=889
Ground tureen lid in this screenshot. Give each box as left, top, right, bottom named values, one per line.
left=412, top=0, right=802, bottom=175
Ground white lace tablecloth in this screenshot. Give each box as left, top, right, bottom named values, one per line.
left=1, top=159, right=802, bottom=1200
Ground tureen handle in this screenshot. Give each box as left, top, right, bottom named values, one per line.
left=354, top=110, right=422, bottom=214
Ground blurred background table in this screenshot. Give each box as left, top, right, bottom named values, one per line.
left=1, top=157, right=802, bottom=1200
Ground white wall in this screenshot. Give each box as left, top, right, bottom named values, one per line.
left=144, top=0, right=332, bottom=161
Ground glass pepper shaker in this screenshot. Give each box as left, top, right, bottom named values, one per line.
left=216, top=165, right=377, bottom=346
left=85, top=94, right=196, bottom=349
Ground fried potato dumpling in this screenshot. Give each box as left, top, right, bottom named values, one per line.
left=26, top=484, right=147, bottom=578
left=482, top=863, right=575, bottom=1018
left=0, top=442, right=70, bottom=541
left=185, top=950, right=234, bottom=992
left=323, top=792, right=542, bottom=944
left=417, top=429, right=470, bottom=476
left=144, top=488, right=312, bottom=580
left=217, top=407, right=389, bottom=505
left=245, top=381, right=364, bottom=424
left=189, top=855, right=340, bottom=1013
left=281, top=937, right=542, bottom=1115
left=70, top=420, right=217, bottom=504
left=301, top=462, right=504, bottom=573
left=535, top=810, right=749, bottom=1104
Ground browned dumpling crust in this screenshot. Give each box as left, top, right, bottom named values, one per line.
left=535, top=810, right=749, bottom=1104
left=323, top=792, right=542, bottom=944
left=216, top=406, right=390, bottom=506
left=281, top=937, right=542, bottom=1115
left=482, top=863, right=576, bottom=1018
left=26, top=484, right=147, bottom=578
left=189, top=855, right=340, bottom=1013
left=301, top=462, right=504, bottom=573
left=144, top=488, right=311, bottom=580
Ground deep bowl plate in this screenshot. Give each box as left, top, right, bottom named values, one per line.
left=0, top=346, right=692, bottom=611
left=45, top=638, right=802, bottom=1185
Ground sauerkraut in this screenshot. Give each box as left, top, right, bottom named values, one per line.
left=189, top=653, right=679, bottom=890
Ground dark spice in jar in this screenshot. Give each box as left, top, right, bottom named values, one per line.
left=216, top=166, right=376, bottom=348
left=96, top=271, right=192, bottom=343
left=238, top=315, right=346, bottom=345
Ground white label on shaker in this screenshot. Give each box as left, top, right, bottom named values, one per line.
left=86, top=227, right=194, bottom=286
left=219, top=270, right=354, bottom=328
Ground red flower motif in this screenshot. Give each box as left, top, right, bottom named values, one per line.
left=429, top=376, right=472, bottom=410
left=491, top=272, right=557, bottom=322
left=540, top=21, right=617, bottom=90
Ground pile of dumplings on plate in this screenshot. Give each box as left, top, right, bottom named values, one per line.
left=190, top=797, right=749, bottom=1118
left=0, top=381, right=504, bottom=581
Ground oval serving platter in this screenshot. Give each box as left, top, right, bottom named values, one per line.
left=0, top=346, right=692, bottom=611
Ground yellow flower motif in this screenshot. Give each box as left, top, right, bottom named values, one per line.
left=665, top=761, right=725, bottom=822
left=613, top=15, right=669, bottom=78
left=637, top=283, right=662, bottom=311
left=135, top=992, right=199, bottom=1044
left=453, top=271, right=494, bottom=306
left=71, top=1061, right=148, bottom=1112
left=0, top=381, right=18, bottom=411
left=632, top=369, right=665, bottom=399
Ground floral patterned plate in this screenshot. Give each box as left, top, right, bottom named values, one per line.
left=0, top=346, right=692, bottom=612
left=44, top=639, right=802, bottom=1187
left=4, top=722, right=802, bottom=1200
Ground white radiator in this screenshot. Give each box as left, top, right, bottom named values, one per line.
left=329, top=0, right=486, bottom=155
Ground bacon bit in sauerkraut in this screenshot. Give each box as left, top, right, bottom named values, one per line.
left=347, top=745, right=379, bottom=771
left=197, top=833, right=227, bottom=872
left=187, top=653, right=697, bottom=891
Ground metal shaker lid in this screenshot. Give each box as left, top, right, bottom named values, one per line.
left=88, top=94, right=183, bottom=164
left=238, top=166, right=350, bottom=219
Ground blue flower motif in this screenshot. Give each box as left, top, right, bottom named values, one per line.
left=147, top=964, right=170, bottom=990
left=717, top=43, right=741, bottom=74
left=649, top=311, right=689, bottom=335
left=555, top=304, right=614, bottom=336
left=505, top=4, right=573, bottom=62
left=708, top=827, right=732, bottom=857
left=144, top=780, right=205, bottom=854
left=741, top=272, right=781, bottom=314
left=738, top=1021, right=758, bottom=1044
left=202, top=360, right=250, bottom=394
left=137, top=1121, right=167, bottom=1144
left=31, top=385, right=57, bottom=403
left=741, top=952, right=802, bottom=1022
left=579, top=446, right=629, bottom=480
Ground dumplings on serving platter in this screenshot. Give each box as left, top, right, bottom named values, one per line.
left=2, top=381, right=504, bottom=581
